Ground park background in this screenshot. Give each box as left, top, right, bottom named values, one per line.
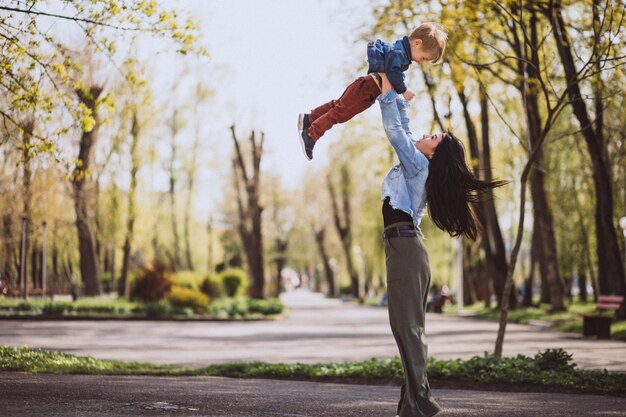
left=0, top=0, right=625, bottom=340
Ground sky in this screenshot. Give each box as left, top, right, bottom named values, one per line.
left=126, top=0, right=438, bottom=217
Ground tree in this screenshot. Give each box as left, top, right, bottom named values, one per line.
left=0, top=1, right=203, bottom=162
left=119, top=110, right=140, bottom=298
left=166, top=109, right=182, bottom=271
left=547, top=0, right=626, bottom=302
left=315, top=227, right=336, bottom=297
left=230, top=125, right=266, bottom=299
left=71, top=83, right=105, bottom=295
left=327, top=164, right=359, bottom=299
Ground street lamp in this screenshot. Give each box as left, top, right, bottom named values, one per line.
left=619, top=217, right=626, bottom=286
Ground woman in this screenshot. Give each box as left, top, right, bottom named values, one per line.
left=377, top=76, right=506, bottom=417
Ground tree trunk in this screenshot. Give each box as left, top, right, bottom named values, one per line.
left=523, top=10, right=565, bottom=311
left=327, top=165, right=359, bottom=298
left=230, top=126, right=266, bottom=299
left=20, top=120, right=34, bottom=296
left=183, top=110, right=202, bottom=272
left=458, top=88, right=515, bottom=308
left=168, top=109, right=182, bottom=271
left=315, top=228, right=335, bottom=297
left=578, top=273, right=588, bottom=303
left=119, top=111, right=140, bottom=298
left=549, top=0, right=625, bottom=302
left=523, top=228, right=536, bottom=307
left=274, top=238, right=288, bottom=297
left=2, top=213, right=17, bottom=290
left=207, top=215, right=214, bottom=274
left=72, top=86, right=103, bottom=296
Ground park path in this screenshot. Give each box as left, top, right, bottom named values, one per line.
left=0, top=289, right=624, bottom=371
left=2, top=372, right=626, bottom=417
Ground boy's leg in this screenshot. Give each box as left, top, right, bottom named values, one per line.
left=308, top=75, right=380, bottom=141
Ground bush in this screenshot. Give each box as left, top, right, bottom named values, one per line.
left=200, top=275, right=223, bottom=299
left=135, top=301, right=171, bottom=317
left=534, top=348, right=576, bottom=371
left=130, top=261, right=174, bottom=303
left=42, top=302, right=74, bottom=316
left=171, top=270, right=204, bottom=291
left=219, top=268, right=248, bottom=297
left=248, top=298, right=284, bottom=315
left=167, top=286, right=209, bottom=313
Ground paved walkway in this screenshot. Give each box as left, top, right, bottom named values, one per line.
left=0, top=290, right=625, bottom=371
left=2, top=372, right=625, bottom=417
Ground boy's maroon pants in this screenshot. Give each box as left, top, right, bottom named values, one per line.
left=308, top=75, right=380, bottom=141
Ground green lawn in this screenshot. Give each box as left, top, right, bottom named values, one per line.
left=1, top=346, right=625, bottom=395
left=0, top=295, right=284, bottom=320
left=446, top=301, right=626, bottom=342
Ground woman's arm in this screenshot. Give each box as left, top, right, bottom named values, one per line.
left=378, top=88, right=428, bottom=177
left=378, top=91, right=427, bottom=178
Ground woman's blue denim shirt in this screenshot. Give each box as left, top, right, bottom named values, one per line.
left=378, top=89, right=430, bottom=234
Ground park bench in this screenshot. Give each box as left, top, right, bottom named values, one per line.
left=581, top=295, right=625, bottom=339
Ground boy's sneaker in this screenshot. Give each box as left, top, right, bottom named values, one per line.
left=297, top=113, right=315, bottom=160
left=299, top=129, right=315, bottom=161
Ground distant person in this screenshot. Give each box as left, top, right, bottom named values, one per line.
left=297, top=22, right=447, bottom=160
left=377, top=73, right=507, bottom=417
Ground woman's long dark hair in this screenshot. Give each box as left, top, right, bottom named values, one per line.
left=425, top=132, right=507, bottom=241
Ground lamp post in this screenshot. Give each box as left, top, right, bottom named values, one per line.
left=619, top=217, right=626, bottom=287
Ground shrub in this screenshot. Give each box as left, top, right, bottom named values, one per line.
left=248, top=298, right=284, bottom=315
left=135, top=301, right=172, bottom=317
left=200, top=275, right=223, bottom=299
left=171, top=270, right=204, bottom=291
left=130, top=261, right=174, bottom=303
left=534, top=348, right=576, bottom=371
left=167, top=286, right=209, bottom=313
left=42, top=302, right=73, bottom=316
left=219, top=268, right=248, bottom=297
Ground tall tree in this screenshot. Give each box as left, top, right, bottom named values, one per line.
left=547, top=0, right=626, bottom=302
left=182, top=83, right=212, bottom=271
left=71, top=85, right=104, bottom=295
left=20, top=120, right=34, bottom=296
left=119, top=111, right=140, bottom=298
left=327, top=164, right=359, bottom=298
left=167, top=109, right=182, bottom=271
left=230, top=125, right=266, bottom=299
left=315, top=228, right=336, bottom=297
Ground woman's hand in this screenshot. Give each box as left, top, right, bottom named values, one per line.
left=379, top=72, right=393, bottom=94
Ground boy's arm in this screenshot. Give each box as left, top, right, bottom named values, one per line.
left=378, top=90, right=428, bottom=177
left=384, top=51, right=408, bottom=94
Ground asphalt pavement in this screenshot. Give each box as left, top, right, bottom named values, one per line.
left=2, top=372, right=626, bottom=417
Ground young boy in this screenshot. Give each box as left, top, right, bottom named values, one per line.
left=298, top=22, right=447, bottom=160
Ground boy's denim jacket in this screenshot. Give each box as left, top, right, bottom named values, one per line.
left=367, top=36, right=412, bottom=94
left=378, top=89, right=429, bottom=234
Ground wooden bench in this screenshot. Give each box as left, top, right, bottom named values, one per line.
left=581, top=295, right=625, bottom=339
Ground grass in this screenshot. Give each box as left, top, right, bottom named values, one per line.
left=0, top=295, right=284, bottom=320
left=446, top=300, right=626, bottom=342
left=1, top=346, right=625, bottom=395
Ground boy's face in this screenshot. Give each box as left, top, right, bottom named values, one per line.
left=410, top=39, right=437, bottom=63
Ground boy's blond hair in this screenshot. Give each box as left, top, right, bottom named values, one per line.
left=409, top=23, right=448, bottom=64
